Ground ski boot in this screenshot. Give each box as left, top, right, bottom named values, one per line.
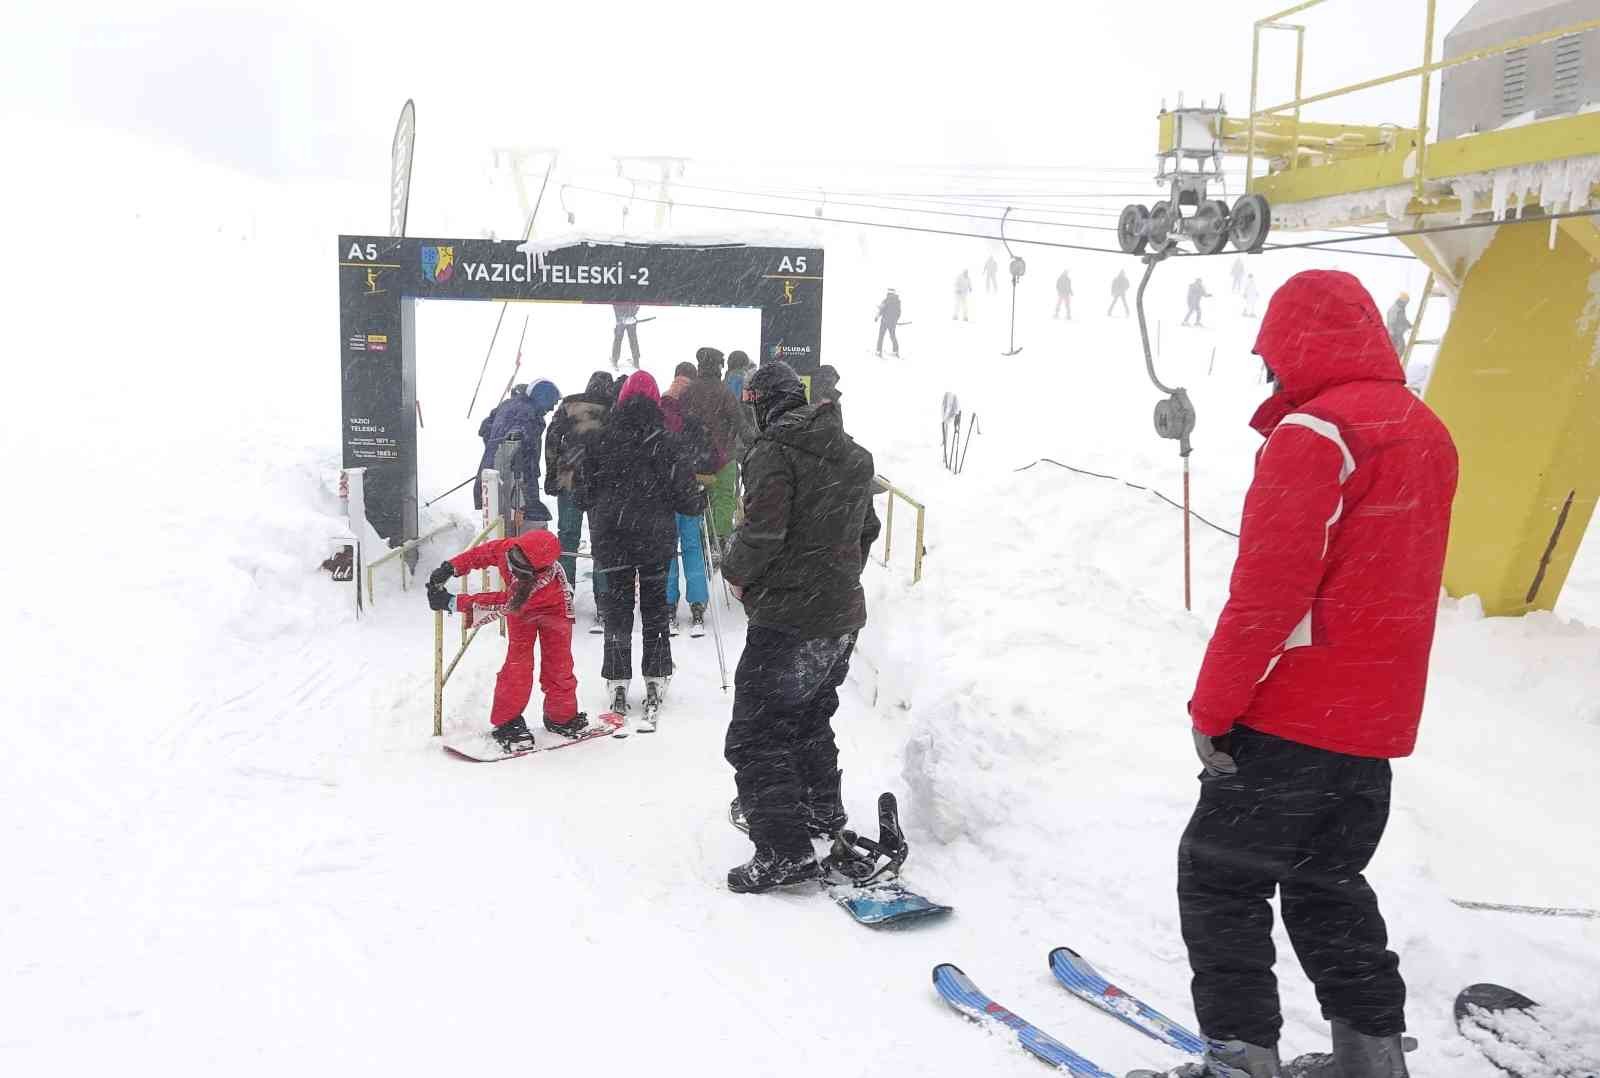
left=605, top=680, right=630, bottom=715
left=637, top=677, right=668, bottom=733
left=589, top=612, right=606, bottom=635
left=668, top=604, right=681, bottom=637
left=543, top=712, right=590, bottom=740
left=1277, top=1022, right=1415, bottom=1078
left=1128, top=1040, right=1280, bottom=1078
left=727, top=847, right=822, bottom=894
left=490, top=715, right=537, bottom=754
left=689, top=602, right=706, bottom=638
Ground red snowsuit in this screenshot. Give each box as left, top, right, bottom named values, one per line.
left=447, top=530, right=578, bottom=727
left=1189, top=270, right=1458, bottom=759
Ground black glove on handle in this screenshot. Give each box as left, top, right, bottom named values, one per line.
left=427, top=585, right=454, bottom=613
left=427, top=562, right=455, bottom=589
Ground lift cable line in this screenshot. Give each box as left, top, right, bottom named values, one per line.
left=563, top=183, right=1436, bottom=261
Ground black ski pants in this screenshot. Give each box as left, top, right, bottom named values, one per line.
left=600, top=562, right=672, bottom=681
left=1178, top=726, right=1404, bottom=1048
left=724, top=627, right=855, bottom=858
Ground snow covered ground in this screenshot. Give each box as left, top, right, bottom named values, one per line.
left=3, top=122, right=1598, bottom=1076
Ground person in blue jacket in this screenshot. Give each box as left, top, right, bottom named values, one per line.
left=476, top=380, right=562, bottom=533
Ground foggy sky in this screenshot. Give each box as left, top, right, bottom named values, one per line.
left=6, top=0, right=1478, bottom=182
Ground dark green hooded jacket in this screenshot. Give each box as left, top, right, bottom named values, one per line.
left=723, top=400, right=881, bottom=637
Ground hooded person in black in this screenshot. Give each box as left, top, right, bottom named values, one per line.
left=720, top=361, right=881, bottom=893
left=574, top=371, right=705, bottom=719
left=545, top=371, right=616, bottom=620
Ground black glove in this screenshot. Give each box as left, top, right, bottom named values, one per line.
left=427, top=562, right=455, bottom=589
left=1192, top=729, right=1237, bottom=777
left=427, top=584, right=454, bottom=613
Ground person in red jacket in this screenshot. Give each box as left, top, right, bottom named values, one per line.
left=426, top=529, right=585, bottom=751
left=1172, top=270, right=1457, bottom=1078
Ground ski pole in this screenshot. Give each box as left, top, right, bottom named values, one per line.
left=497, top=315, right=531, bottom=404
left=699, top=514, right=731, bottom=692
left=424, top=475, right=478, bottom=508
left=466, top=302, right=509, bottom=417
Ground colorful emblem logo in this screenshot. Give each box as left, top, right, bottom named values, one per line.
left=421, top=245, right=455, bottom=284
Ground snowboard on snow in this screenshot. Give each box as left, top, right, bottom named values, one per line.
left=1456, top=984, right=1598, bottom=1078
left=443, top=712, right=623, bottom=761
left=728, top=791, right=951, bottom=927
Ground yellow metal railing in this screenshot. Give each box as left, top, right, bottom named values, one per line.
left=431, top=517, right=505, bottom=736
left=366, top=522, right=458, bottom=606
left=1245, top=0, right=1600, bottom=195
left=875, top=477, right=927, bottom=584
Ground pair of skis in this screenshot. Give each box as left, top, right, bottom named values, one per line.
left=932, top=949, right=1202, bottom=1078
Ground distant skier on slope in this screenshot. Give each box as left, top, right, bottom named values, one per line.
left=1182, top=277, right=1212, bottom=327
left=426, top=529, right=587, bottom=750
left=953, top=269, right=973, bottom=321
left=875, top=288, right=902, bottom=357
left=1054, top=268, right=1074, bottom=320
left=721, top=361, right=880, bottom=893
left=1386, top=292, right=1412, bottom=355
left=983, top=254, right=999, bottom=293
left=611, top=302, right=644, bottom=370
left=1162, top=270, right=1458, bottom=1078
left=575, top=370, right=704, bottom=728
left=1242, top=273, right=1260, bottom=318
left=478, top=380, right=561, bottom=534
left=1231, top=256, right=1246, bottom=295
left=1108, top=269, right=1131, bottom=317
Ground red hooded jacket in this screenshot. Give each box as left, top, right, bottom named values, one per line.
left=447, top=529, right=573, bottom=626
left=1189, top=270, right=1458, bottom=759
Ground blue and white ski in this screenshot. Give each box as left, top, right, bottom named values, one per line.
left=1048, top=946, right=1206, bottom=1055
left=931, top=964, right=1115, bottom=1078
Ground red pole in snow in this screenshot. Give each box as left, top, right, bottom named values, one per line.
left=1183, top=457, right=1193, bottom=612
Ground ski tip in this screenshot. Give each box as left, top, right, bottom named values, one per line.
left=1048, top=946, right=1084, bottom=965
left=932, top=962, right=966, bottom=983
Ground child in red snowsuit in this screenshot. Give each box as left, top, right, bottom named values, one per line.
left=427, top=529, right=585, bottom=750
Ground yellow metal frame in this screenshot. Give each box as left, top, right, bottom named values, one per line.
left=875, top=477, right=927, bottom=585
left=365, top=522, right=458, bottom=606
left=1224, top=1, right=1600, bottom=220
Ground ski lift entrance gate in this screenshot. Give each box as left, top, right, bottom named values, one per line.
left=337, top=235, right=825, bottom=545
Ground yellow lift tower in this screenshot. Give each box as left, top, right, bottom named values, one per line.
left=1149, top=0, right=1600, bottom=617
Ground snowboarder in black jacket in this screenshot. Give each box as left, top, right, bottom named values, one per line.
left=574, top=370, right=705, bottom=716
left=721, top=361, right=881, bottom=893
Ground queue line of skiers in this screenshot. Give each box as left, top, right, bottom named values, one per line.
left=428, top=347, right=876, bottom=893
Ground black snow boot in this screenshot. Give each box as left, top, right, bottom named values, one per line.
left=543, top=713, right=590, bottom=740
left=490, top=715, right=537, bottom=753
left=727, top=848, right=822, bottom=894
